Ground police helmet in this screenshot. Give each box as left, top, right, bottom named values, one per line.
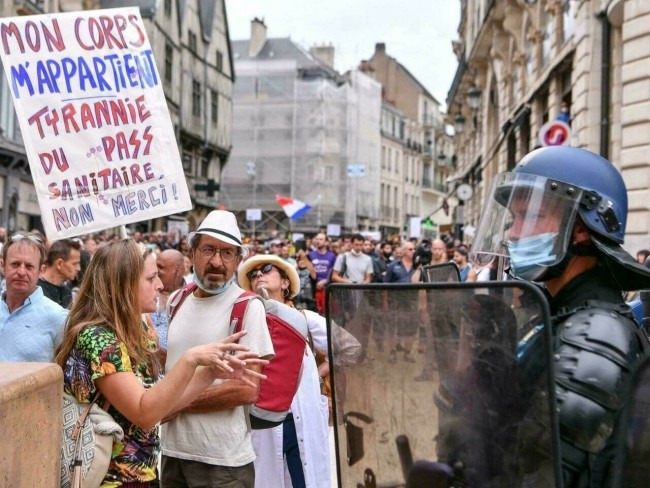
left=472, top=147, right=650, bottom=289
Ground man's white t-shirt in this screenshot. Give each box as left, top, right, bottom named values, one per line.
left=333, top=252, right=373, bottom=283
left=162, top=283, right=274, bottom=466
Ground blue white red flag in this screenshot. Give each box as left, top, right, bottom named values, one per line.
left=275, top=195, right=312, bottom=219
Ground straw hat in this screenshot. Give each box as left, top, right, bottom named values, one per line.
left=238, top=254, right=301, bottom=298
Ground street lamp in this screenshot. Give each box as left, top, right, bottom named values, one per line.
left=454, top=113, right=466, bottom=134
left=467, top=85, right=482, bottom=111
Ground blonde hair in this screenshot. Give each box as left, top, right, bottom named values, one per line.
left=55, top=240, right=159, bottom=378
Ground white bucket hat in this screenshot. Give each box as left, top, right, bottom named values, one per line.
left=188, top=210, right=249, bottom=257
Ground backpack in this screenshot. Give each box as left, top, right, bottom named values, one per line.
left=168, top=284, right=308, bottom=429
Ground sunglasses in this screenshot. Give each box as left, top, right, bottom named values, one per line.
left=11, top=233, right=42, bottom=244
left=246, top=263, right=275, bottom=281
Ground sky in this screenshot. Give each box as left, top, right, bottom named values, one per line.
left=225, top=0, right=461, bottom=110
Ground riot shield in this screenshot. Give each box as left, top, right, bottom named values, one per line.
left=327, top=281, right=561, bottom=488
left=619, top=356, right=650, bottom=487
left=421, top=262, right=460, bottom=283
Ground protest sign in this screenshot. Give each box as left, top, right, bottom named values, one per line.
left=0, top=7, right=191, bottom=239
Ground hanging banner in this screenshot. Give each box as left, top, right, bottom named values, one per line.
left=0, top=8, right=191, bottom=240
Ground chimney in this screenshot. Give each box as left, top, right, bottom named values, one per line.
left=358, top=60, right=374, bottom=73
left=249, top=18, right=267, bottom=57
left=309, top=44, right=335, bottom=68
left=375, top=42, right=386, bottom=54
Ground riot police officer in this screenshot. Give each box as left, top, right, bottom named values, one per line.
left=472, top=146, right=650, bottom=486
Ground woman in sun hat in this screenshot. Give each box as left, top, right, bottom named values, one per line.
left=239, top=254, right=331, bottom=488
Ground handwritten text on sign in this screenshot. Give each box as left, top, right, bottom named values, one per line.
left=0, top=8, right=191, bottom=239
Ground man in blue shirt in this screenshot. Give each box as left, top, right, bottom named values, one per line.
left=0, top=233, right=68, bottom=362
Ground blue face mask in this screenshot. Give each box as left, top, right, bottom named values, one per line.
left=507, top=232, right=558, bottom=281
left=193, top=274, right=233, bottom=295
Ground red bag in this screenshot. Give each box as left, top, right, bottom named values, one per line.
left=230, top=291, right=307, bottom=429
left=168, top=286, right=307, bottom=429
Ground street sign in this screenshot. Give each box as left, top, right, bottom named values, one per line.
left=538, top=120, right=571, bottom=147
left=347, top=164, right=366, bottom=177
left=246, top=208, right=262, bottom=221
left=194, top=179, right=220, bottom=197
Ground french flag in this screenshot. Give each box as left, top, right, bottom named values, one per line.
left=276, top=195, right=312, bottom=220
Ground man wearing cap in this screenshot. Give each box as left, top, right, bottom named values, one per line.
left=161, top=210, right=275, bottom=487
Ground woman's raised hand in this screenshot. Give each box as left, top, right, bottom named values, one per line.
left=186, top=331, right=270, bottom=387
left=187, top=330, right=251, bottom=371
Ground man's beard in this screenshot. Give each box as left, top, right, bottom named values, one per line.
left=196, top=265, right=230, bottom=289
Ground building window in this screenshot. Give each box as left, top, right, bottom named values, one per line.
left=525, top=37, right=535, bottom=81
left=192, top=80, right=201, bottom=117
left=563, top=1, right=576, bottom=43
left=164, top=42, right=173, bottom=84
left=510, top=68, right=519, bottom=109
left=188, top=30, right=197, bottom=53
left=200, top=158, right=210, bottom=178
left=542, top=11, right=553, bottom=67
left=182, top=151, right=193, bottom=172
left=216, top=51, right=223, bottom=72
left=211, top=90, right=219, bottom=125
left=164, top=0, right=172, bottom=17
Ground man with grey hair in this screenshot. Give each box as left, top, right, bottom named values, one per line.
left=0, top=233, right=67, bottom=362
left=162, top=210, right=274, bottom=487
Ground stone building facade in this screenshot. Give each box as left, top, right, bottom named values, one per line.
left=447, top=0, right=650, bottom=251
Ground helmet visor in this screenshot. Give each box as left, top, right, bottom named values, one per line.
left=471, top=172, right=583, bottom=273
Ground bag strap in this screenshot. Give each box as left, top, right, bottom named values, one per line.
left=230, top=291, right=258, bottom=337
left=168, top=282, right=197, bottom=323
left=70, top=391, right=100, bottom=442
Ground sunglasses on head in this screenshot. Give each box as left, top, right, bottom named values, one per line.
left=11, top=233, right=42, bottom=244
left=246, top=263, right=275, bottom=281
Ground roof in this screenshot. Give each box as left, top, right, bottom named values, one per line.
left=232, top=37, right=342, bottom=81
left=397, top=61, right=439, bottom=105
left=370, top=50, right=439, bottom=105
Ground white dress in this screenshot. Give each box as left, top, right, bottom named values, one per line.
left=252, top=309, right=331, bottom=488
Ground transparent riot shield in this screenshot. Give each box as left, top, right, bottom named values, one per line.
left=619, top=356, right=650, bottom=487
left=327, top=282, right=561, bottom=488
left=421, top=262, right=460, bottom=283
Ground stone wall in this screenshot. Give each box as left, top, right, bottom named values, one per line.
left=0, top=363, right=62, bottom=488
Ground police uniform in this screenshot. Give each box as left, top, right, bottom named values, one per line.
left=470, top=146, right=650, bottom=487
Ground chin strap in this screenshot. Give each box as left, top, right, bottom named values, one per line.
left=538, top=241, right=597, bottom=282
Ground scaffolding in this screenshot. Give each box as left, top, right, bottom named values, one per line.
left=222, top=55, right=381, bottom=234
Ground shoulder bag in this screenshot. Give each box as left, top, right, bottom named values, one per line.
left=60, top=392, right=124, bottom=488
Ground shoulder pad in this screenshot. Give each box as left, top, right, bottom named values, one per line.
left=554, top=308, right=647, bottom=453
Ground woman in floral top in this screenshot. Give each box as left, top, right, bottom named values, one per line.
left=55, top=240, right=267, bottom=488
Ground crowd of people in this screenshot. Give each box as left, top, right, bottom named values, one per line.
left=2, top=146, right=650, bottom=487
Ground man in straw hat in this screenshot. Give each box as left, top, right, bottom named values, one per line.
left=161, top=210, right=275, bottom=487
